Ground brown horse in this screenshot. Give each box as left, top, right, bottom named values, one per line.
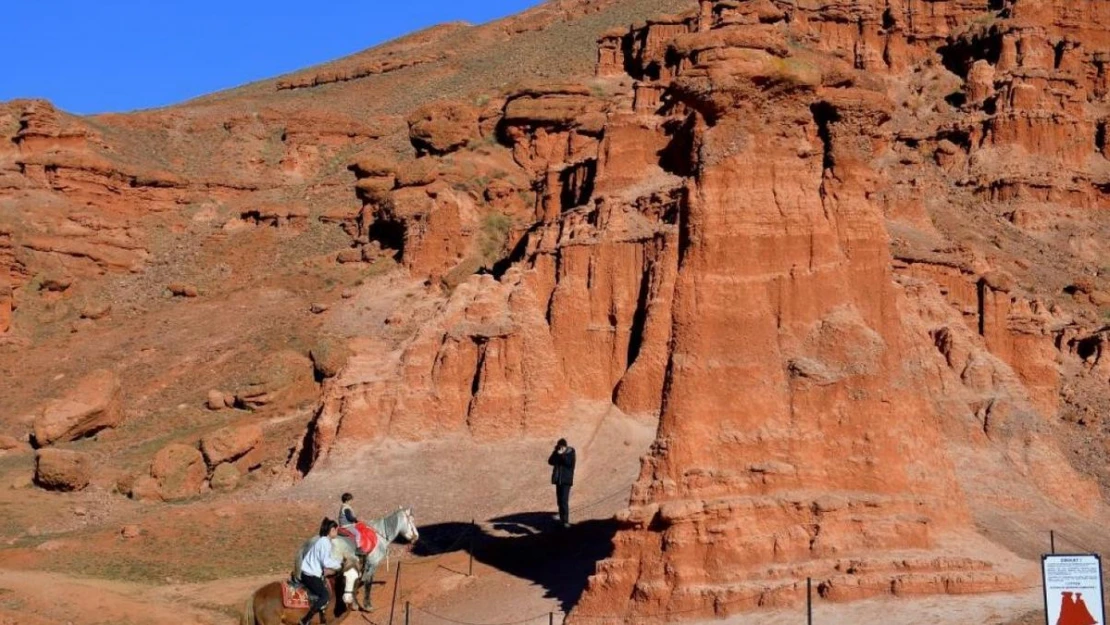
left=240, top=574, right=354, bottom=625
left=242, top=508, right=419, bottom=625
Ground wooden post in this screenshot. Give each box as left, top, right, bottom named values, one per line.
left=549, top=612, right=554, bottom=625
left=807, top=577, right=813, bottom=625
left=1051, top=530, right=1056, bottom=554
left=468, top=519, right=476, bottom=577
left=405, top=601, right=410, bottom=625
left=388, top=562, right=402, bottom=625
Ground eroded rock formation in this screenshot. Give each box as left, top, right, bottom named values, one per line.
left=294, top=0, right=1110, bottom=620
left=4, top=0, right=1110, bottom=621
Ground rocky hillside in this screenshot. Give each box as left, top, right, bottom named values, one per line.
left=3, top=0, right=1110, bottom=623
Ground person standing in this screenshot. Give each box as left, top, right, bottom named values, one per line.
left=299, top=518, right=343, bottom=625
left=548, top=438, right=576, bottom=528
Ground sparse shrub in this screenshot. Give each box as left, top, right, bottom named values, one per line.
left=766, top=57, right=821, bottom=88
left=479, top=212, right=513, bottom=266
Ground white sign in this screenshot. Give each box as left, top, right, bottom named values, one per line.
left=1043, top=554, right=1106, bottom=625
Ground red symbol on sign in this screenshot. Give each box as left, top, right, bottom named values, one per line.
left=1057, top=591, right=1098, bottom=625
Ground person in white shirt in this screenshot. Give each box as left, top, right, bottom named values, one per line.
left=299, top=518, right=343, bottom=625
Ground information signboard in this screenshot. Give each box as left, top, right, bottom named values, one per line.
left=1043, top=554, right=1106, bottom=625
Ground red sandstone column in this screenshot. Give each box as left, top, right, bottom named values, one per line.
left=698, top=0, right=713, bottom=32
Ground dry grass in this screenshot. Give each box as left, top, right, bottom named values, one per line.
left=17, top=503, right=320, bottom=583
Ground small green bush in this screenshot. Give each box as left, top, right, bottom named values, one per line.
left=479, top=212, right=513, bottom=265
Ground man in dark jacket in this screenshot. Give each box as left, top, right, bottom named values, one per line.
left=548, top=438, right=576, bottom=528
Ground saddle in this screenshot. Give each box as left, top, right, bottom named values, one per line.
left=281, top=576, right=337, bottom=609
left=337, top=521, right=378, bottom=555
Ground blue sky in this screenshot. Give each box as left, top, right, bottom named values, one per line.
left=2, top=1, right=543, bottom=115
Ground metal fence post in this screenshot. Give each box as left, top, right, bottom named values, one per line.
left=549, top=612, right=554, bottom=625
left=388, top=562, right=403, bottom=625
left=1051, top=530, right=1056, bottom=554
left=405, top=601, right=410, bottom=625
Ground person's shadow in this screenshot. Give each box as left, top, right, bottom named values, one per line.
left=412, top=512, right=620, bottom=612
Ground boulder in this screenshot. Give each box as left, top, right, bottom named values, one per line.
left=336, top=249, right=363, bottom=264
left=34, top=449, right=92, bottom=491
left=310, top=338, right=350, bottom=380
left=966, top=60, right=996, bottom=104
left=1090, top=290, right=1110, bottom=307
left=39, top=274, right=72, bottom=292
left=393, top=159, right=440, bottom=187
left=233, top=350, right=315, bottom=410
left=200, top=423, right=262, bottom=467
left=0, top=435, right=23, bottom=451
left=209, top=463, right=241, bottom=492
left=129, top=475, right=161, bottom=502
left=349, top=152, right=397, bottom=178
left=231, top=444, right=265, bottom=474
left=354, top=177, right=395, bottom=204
left=32, top=369, right=122, bottom=446
left=1070, top=276, right=1097, bottom=294
left=80, top=302, right=112, bottom=320
left=206, top=390, right=232, bottom=411
left=407, top=101, right=480, bottom=155
left=361, top=242, right=384, bottom=262
left=167, top=283, right=199, bottom=298
left=150, top=444, right=206, bottom=501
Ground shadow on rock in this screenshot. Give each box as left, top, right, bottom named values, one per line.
left=413, top=511, right=619, bottom=612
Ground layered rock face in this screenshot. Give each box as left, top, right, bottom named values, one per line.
left=299, top=85, right=685, bottom=460
left=567, top=0, right=1110, bottom=620
left=298, top=0, right=1110, bottom=620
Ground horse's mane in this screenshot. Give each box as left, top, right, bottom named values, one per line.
left=292, top=536, right=356, bottom=580
left=332, top=536, right=357, bottom=562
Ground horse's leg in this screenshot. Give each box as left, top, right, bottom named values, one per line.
left=341, top=568, right=360, bottom=610
left=360, top=571, right=374, bottom=611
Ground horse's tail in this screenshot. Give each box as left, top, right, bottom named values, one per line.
left=240, top=594, right=255, bottom=625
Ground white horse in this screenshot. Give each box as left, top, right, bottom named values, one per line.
left=295, top=507, right=419, bottom=612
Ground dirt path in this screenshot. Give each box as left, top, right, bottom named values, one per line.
left=0, top=568, right=232, bottom=625
left=0, top=408, right=1095, bottom=625
left=698, top=590, right=1045, bottom=625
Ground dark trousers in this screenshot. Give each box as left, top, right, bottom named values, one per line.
left=555, top=483, right=572, bottom=525
left=301, top=574, right=330, bottom=621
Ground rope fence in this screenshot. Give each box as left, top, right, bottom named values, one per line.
left=364, top=521, right=1107, bottom=625
left=412, top=604, right=560, bottom=625
left=383, top=577, right=1056, bottom=625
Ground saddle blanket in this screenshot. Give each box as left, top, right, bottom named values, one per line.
left=282, top=577, right=336, bottom=609
left=338, top=521, right=378, bottom=554
left=281, top=579, right=312, bottom=609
